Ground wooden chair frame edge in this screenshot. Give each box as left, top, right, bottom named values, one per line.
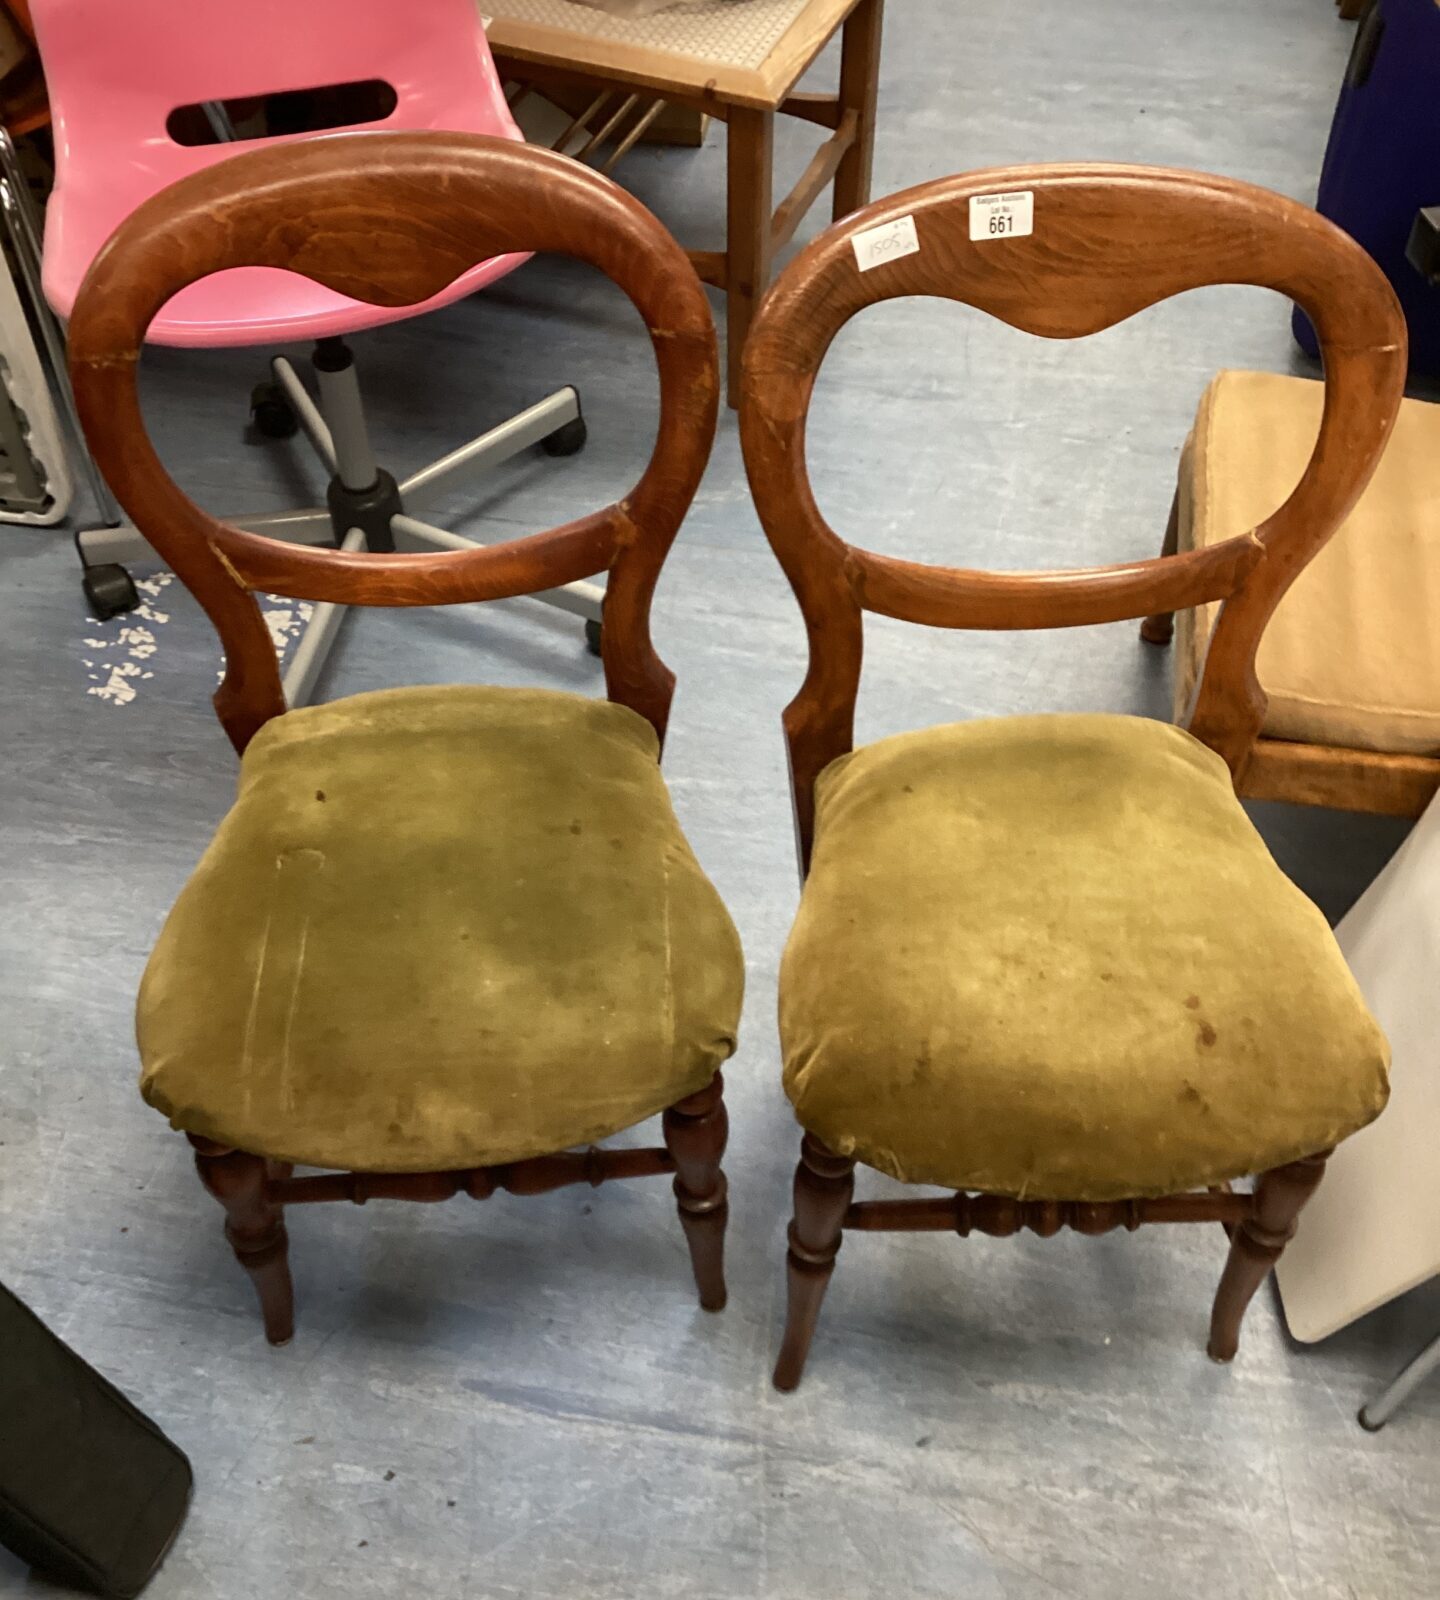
left=739, top=159, right=1408, bottom=869
left=772, top=1131, right=1332, bottom=1391
left=67, top=129, right=721, bottom=754
left=67, top=131, right=733, bottom=1343
left=190, top=1071, right=730, bottom=1344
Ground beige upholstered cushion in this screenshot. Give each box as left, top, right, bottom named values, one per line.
left=486, top=0, right=815, bottom=70
left=1175, top=370, right=1440, bottom=755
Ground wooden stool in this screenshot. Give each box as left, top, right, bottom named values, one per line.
left=486, top=0, right=885, bottom=404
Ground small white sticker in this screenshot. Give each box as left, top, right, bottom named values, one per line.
left=851, top=215, right=921, bottom=273
left=969, top=190, right=1034, bottom=242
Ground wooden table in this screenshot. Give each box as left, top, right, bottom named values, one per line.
left=484, top=0, right=884, bottom=403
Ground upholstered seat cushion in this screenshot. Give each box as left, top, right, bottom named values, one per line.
left=1175, top=370, right=1440, bottom=754
left=780, top=714, right=1388, bottom=1201
left=137, top=686, right=743, bottom=1172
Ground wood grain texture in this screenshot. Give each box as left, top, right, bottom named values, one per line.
left=68, top=130, right=719, bottom=753
left=1240, top=738, right=1440, bottom=818
left=662, top=1071, right=730, bottom=1312
left=739, top=161, right=1407, bottom=864
left=771, top=109, right=858, bottom=253
left=497, top=2, right=884, bottom=408
left=186, top=1094, right=733, bottom=1341
left=8, top=3, right=1430, bottom=1580
left=727, top=108, right=775, bottom=405
left=270, top=1147, right=678, bottom=1206
left=832, top=0, right=881, bottom=221
left=844, top=1192, right=1253, bottom=1233
left=1208, top=1152, right=1330, bottom=1362
left=1138, top=488, right=1181, bottom=644
left=189, top=1136, right=294, bottom=1346
left=773, top=1134, right=854, bottom=1391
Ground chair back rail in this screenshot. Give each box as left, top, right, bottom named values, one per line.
left=739, top=163, right=1406, bottom=864
left=68, top=131, right=719, bottom=751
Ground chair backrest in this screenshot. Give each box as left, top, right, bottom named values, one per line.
left=31, top=0, right=519, bottom=288
left=68, top=131, right=718, bottom=754
left=739, top=163, right=1407, bottom=866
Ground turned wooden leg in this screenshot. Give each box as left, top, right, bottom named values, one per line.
left=1208, top=1150, right=1329, bottom=1363
left=663, top=1072, right=729, bottom=1312
left=833, top=0, right=883, bottom=221
left=726, top=106, right=774, bottom=408
left=189, top=1134, right=294, bottom=1345
left=1139, top=488, right=1181, bottom=645
left=773, top=1133, right=855, bottom=1392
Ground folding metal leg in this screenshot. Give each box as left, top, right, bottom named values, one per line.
left=1359, top=1328, right=1440, bottom=1431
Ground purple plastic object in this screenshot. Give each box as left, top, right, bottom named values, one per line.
left=31, top=0, right=527, bottom=347
left=1294, top=0, right=1440, bottom=377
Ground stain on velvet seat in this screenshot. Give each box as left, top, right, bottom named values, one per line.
left=779, top=713, right=1388, bottom=1201
left=137, top=685, right=744, bottom=1172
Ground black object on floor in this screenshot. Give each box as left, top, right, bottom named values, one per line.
left=0, top=1282, right=191, bottom=1597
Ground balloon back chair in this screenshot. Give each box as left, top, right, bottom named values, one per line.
left=739, top=163, right=1406, bottom=1390
left=68, top=131, right=743, bottom=1346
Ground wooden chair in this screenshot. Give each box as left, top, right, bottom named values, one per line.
left=67, top=131, right=744, bottom=1345
left=739, top=163, right=1406, bottom=1391
left=1140, top=370, right=1440, bottom=819
left=485, top=0, right=885, bottom=405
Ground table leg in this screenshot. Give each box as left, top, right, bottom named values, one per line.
left=833, top=0, right=883, bottom=221
left=726, top=106, right=774, bottom=407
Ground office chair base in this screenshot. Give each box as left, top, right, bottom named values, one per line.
left=326, top=466, right=402, bottom=552
left=72, top=364, right=604, bottom=706
left=540, top=414, right=587, bottom=457
left=81, top=559, right=140, bottom=620
left=248, top=380, right=300, bottom=440
left=270, top=347, right=603, bottom=702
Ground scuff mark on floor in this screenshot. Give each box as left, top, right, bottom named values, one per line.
left=80, top=570, right=314, bottom=705
left=83, top=572, right=172, bottom=704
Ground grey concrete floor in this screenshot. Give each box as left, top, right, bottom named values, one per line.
left=3, top=1, right=1439, bottom=1595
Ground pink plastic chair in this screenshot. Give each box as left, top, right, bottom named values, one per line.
left=27, top=0, right=600, bottom=678
left=37, top=0, right=526, bottom=345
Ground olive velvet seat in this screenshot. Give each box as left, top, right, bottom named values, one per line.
left=138, top=686, right=741, bottom=1175
left=69, top=131, right=742, bottom=1346
left=783, top=713, right=1385, bottom=1204
left=740, top=162, right=1406, bottom=1391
